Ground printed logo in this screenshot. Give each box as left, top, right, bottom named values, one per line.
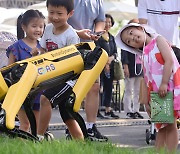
left=38, top=64, right=55, bottom=75
left=46, top=39, right=58, bottom=51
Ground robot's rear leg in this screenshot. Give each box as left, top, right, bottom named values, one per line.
left=69, top=111, right=88, bottom=139
left=50, top=83, right=88, bottom=139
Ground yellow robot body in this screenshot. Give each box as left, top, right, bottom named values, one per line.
left=0, top=42, right=108, bottom=130
left=19, top=45, right=84, bottom=88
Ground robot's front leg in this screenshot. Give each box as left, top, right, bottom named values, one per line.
left=0, top=62, right=37, bottom=130
left=73, top=46, right=108, bottom=112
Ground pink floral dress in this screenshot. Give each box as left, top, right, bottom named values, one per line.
left=143, top=36, right=180, bottom=128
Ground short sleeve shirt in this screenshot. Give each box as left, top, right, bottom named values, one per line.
left=68, top=0, right=105, bottom=31
left=6, top=39, right=41, bottom=61
left=40, top=23, right=80, bottom=51
left=6, top=39, right=42, bottom=108
left=138, top=0, right=180, bottom=47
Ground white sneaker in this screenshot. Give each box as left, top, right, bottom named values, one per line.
left=37, top=134, right=44, bottom=141
left=44, top=131, right=54, bottom=141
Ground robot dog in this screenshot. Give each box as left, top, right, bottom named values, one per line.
left=0, top=42, right=108, bottom=141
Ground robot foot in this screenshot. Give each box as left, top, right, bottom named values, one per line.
left=0, top=109, right=38, bottom=141
left=71, top=112, right=88, bottom=139
left=0, top=108, right=7, bottom=132
left=6, top=128, right=39, bottom=141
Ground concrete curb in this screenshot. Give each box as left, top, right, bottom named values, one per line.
left=48, top=119, right=149, bottom=131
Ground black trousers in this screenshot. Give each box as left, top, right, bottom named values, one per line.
left=100, top=71, right=114, bottom=108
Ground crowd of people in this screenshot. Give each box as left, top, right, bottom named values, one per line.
left=0, top=0, right=180, bottom=153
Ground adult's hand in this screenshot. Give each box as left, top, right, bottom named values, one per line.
left=123, top=64, right=130, bottom=78
left=90, top=30, right=105, bottom=41
left=76, top=29, right=91, bottom=40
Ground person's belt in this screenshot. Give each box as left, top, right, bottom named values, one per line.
left=147, top=9, right=180, bottom=15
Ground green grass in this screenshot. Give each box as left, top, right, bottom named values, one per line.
left=0, top=136, right=168, bottom=154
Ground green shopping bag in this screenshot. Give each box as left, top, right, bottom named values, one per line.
left=150, top=92, right=174, bottom=123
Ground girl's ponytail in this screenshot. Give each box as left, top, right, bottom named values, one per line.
left=17, top=14, right=24, bottom=40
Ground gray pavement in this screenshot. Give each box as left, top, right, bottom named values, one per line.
left=49, top=109, right=180, bottom=151
left=49, top=109, right=150, bottom=131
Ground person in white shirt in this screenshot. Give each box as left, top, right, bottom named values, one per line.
left=138, top=0, right=180, bottom=48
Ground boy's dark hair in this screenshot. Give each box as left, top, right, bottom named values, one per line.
left=46, top=0, right=74, bottom=14
left=105, top=14, right=115, bottom=26
left=17, top=9, right=45, bottom=40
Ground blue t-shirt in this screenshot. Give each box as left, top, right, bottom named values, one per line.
left=68, top=0, right=105, bottom=42
left=6, top=39, right=41, bottom=61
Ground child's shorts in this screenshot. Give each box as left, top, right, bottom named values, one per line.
left=21, top=92, right=41, bottom=111
left=32, top=92, right=42, bottom=111
left=43, top=83, right=74, bottom=123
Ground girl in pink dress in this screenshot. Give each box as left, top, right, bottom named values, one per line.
left=115, top=23, right=180, bottom=152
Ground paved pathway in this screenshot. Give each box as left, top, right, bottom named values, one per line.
left=49, top=109, right=180, bottom=152
left=49, top=109, right=149, bottom=130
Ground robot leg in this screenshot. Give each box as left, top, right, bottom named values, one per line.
left=0, top=72, right=8, bottom=99
left=0, top=62, right=37, bottom=130
left=49, top=83, right=88, bottom=138
left=73, top=46, right=108, bottom=112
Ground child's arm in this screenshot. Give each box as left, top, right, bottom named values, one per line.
left=157, top=36, right=174, bottom=97
left=140, top=78, right=150, bottom=117
left=123, top=64, right=129, bottom=78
